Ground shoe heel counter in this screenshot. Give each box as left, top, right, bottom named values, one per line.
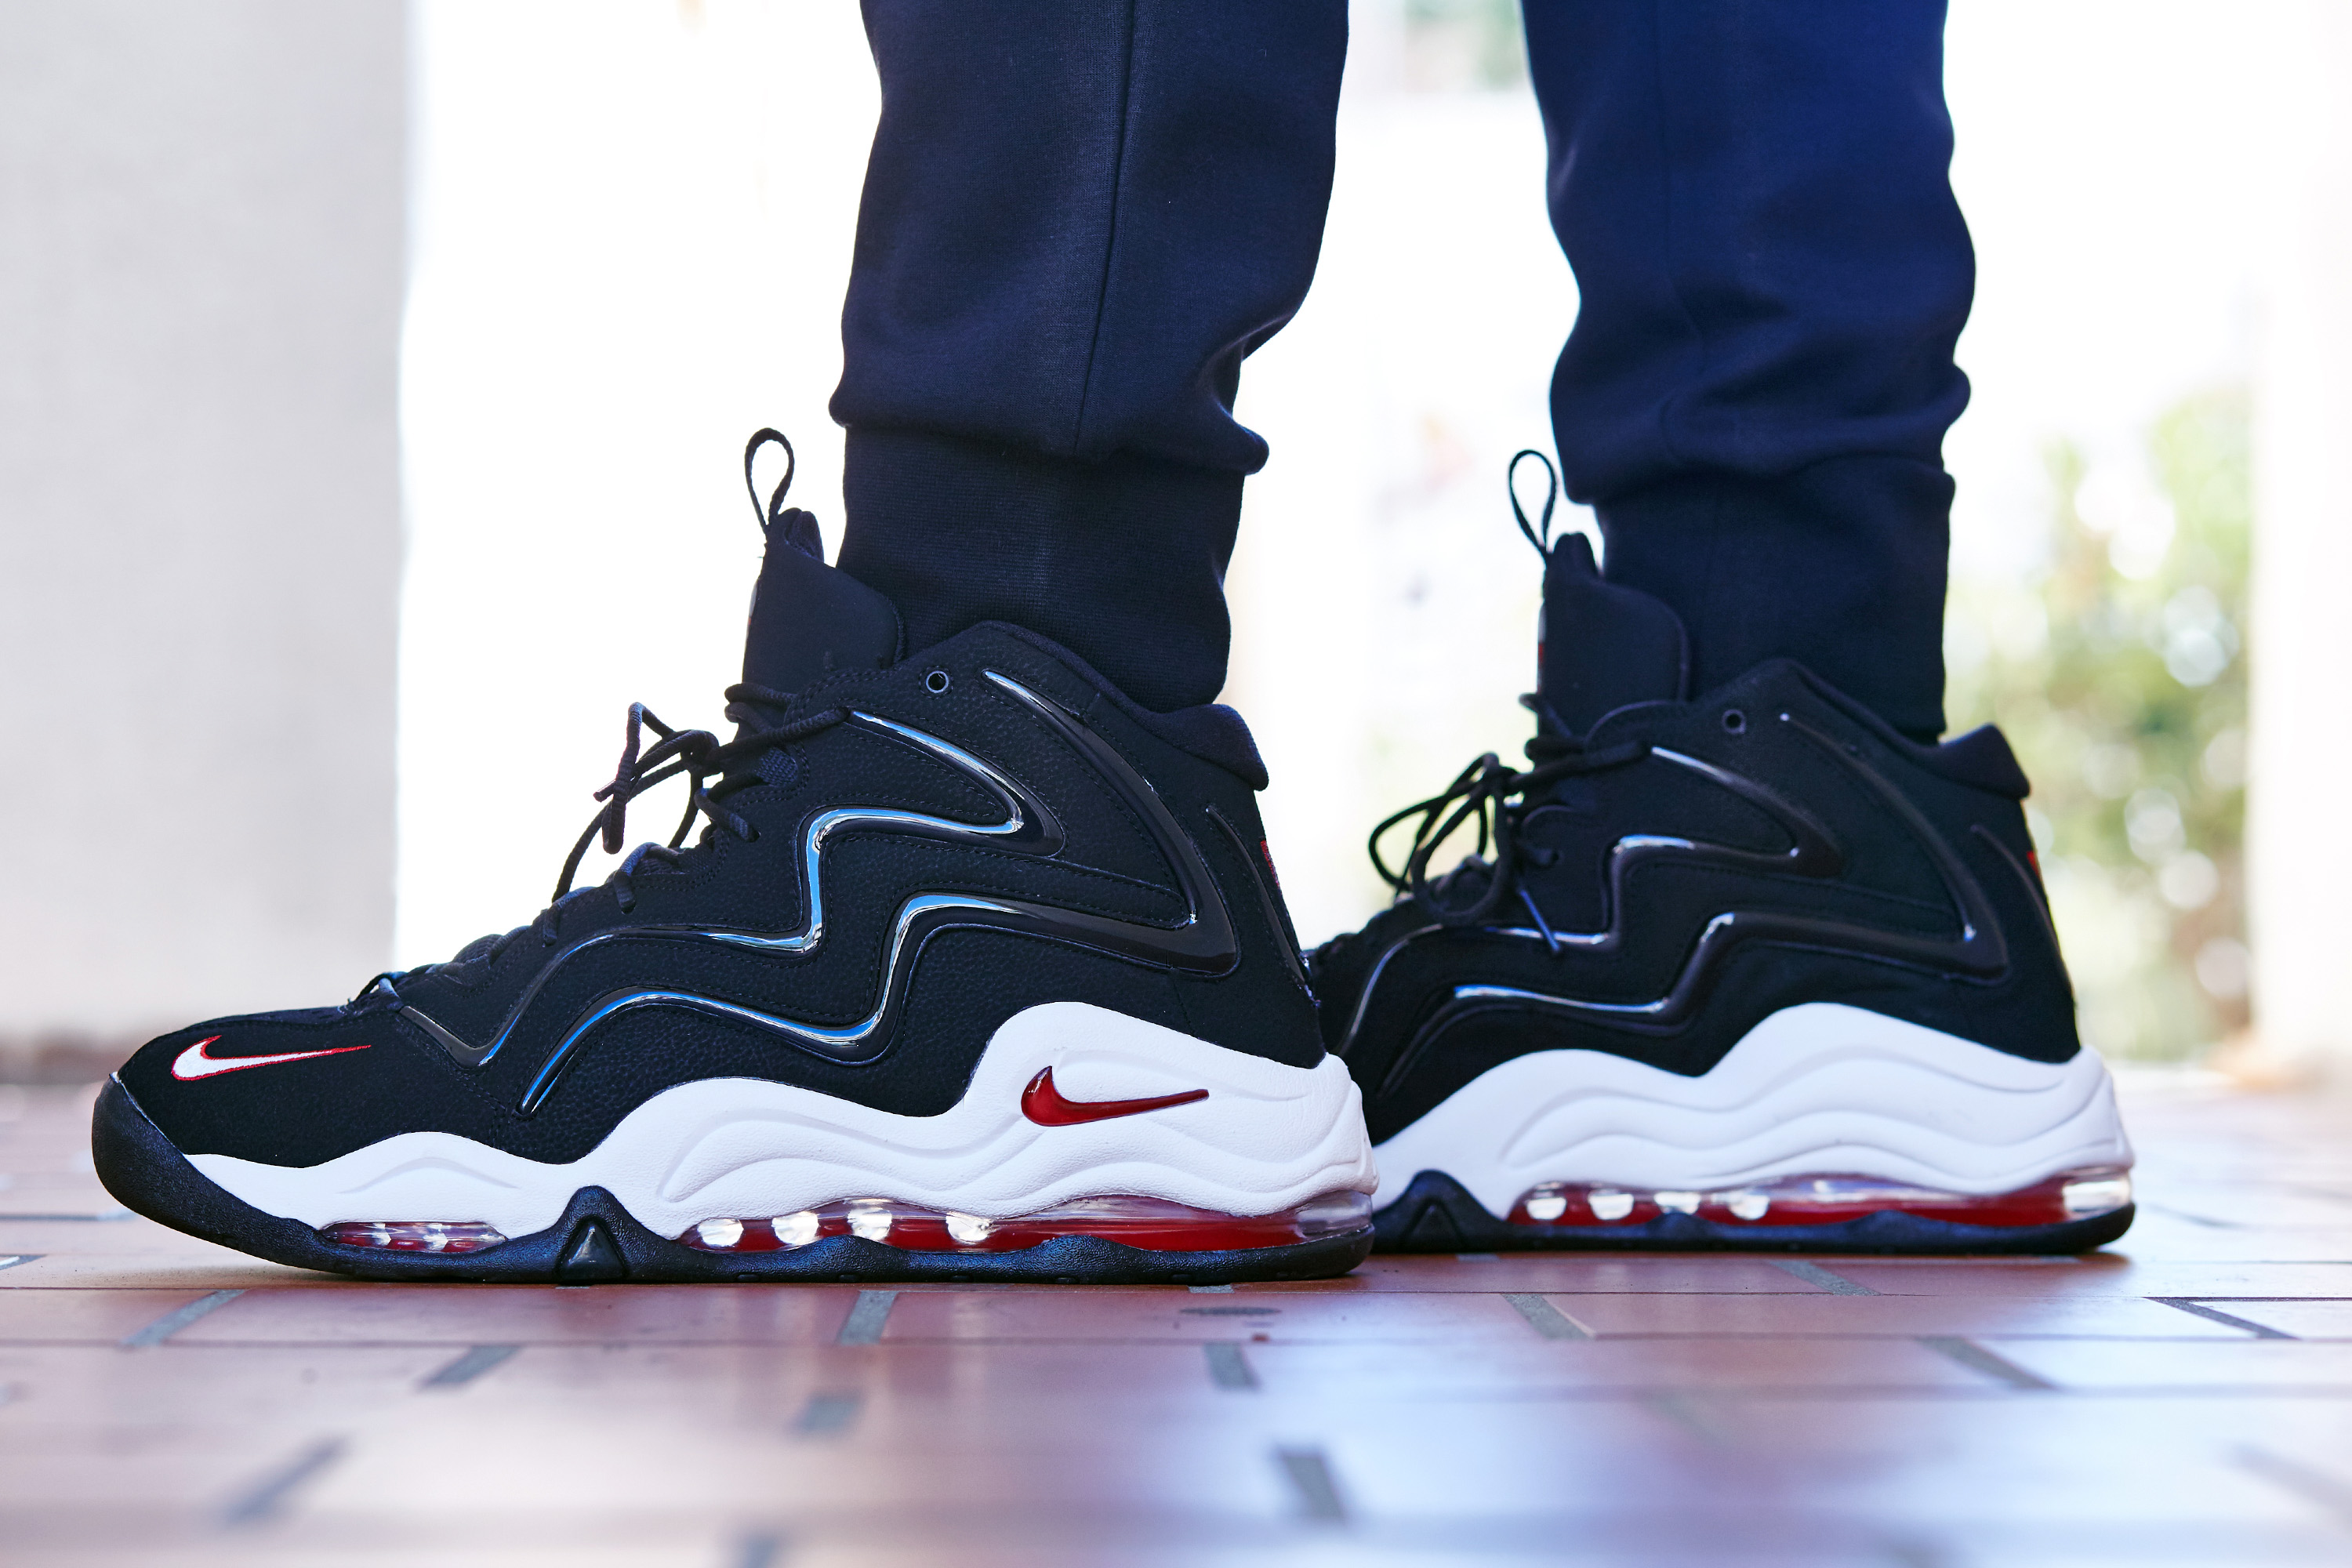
left=1793, top=691, right=2082, bottom=1065
left=1058, top=686, right=1325, bottom=1069
left=1889, top=746, right=2083, bottom=1063
left=1174, top=779, right=1327, bottom=1069
left=1207, top=788, right=1312, bottom=975
left=1971, top=788, right=2084, bottom=1034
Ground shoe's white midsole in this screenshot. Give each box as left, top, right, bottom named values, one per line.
left=1370, top=1002, right=2133, bottom=1214
left=187, top=1002, right=1377, bottom=1240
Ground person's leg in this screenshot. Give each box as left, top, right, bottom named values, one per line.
left=1524, top=0, right=1972, bottom=742
left=100, top=1, right=1380, bottom=1286
left=833, top=0, right=1348, bottom=713
left=1309, top=2, right=2132, bottom=1258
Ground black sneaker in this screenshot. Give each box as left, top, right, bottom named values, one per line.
left=94, top=433, right=1375, bottom=1284
left=1310, top=455, right=2133, bottom=1255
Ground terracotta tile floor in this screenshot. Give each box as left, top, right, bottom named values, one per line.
left=4, top=1077, right=2351, bottom=1564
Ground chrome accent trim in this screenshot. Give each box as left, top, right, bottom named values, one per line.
left=1345, top=716, right=2010, bottom=1091
left=1335, top=748, right=1819, bottom=1057
left=523, top=892, right=1029, bottom=1107
left=1450, top=913, right=1740, bottom=1021
left=698, top=709, right=1065, bottom=955
left=401, top=707, right=1064, bottom=1073
left=392, top=1004, right=474, bottom=1060
left=507, top=670, right=1239, bottom=1113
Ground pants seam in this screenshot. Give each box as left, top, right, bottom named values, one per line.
left=1643, top=0, right=1711, bottom=476
left=1070, top=0, right=1142, bottom=456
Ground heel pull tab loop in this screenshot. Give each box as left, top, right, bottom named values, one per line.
left=1508, top=448, right=1559, bottom=561
left=743, top=428, right=797, bottom=532
left=745, top=427, right=824, bottom=559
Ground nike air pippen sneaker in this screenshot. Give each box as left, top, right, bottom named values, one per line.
left=95, top=433, right=1376, bottom=1284
left=1311, top=456, right=2133, bottom=1255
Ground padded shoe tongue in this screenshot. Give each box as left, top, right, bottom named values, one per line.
left=1539, top=532, right=1689, bottom=734
left=739, top=431, right=902, bottom=696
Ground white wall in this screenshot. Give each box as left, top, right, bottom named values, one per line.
left=0, top=4, right=405, bottom=1058
left=2249, top=4, right=2352, bottom=1073
left=397, top=0, right=876, bottom=968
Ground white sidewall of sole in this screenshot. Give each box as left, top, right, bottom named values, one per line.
left=1370, top=1002, right=2133, bottom=1213
left=188, top=1001, right=1377, bottom=1239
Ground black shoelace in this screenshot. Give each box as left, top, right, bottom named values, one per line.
left=1363, top=445, right=1650, bottom=931
left=354, top=683, right=848, bottom=1003
left=354, top=427, right=857, bottom=1000
left=1367, top=731, right=1650, bottom=930
left=550, top=691, right=826, bottom=910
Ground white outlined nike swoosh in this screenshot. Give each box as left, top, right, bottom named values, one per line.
left=170, top=1036, right=372, bottom=1081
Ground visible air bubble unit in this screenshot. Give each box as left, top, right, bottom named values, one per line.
left=680, top=1192, right=1376, bottom=1254
left=313, top=1194, right=1373, bottom=1257
left=1505, top=1167, right=2132, bottom=1229
left=320, top=1220, right=506, bottom=1253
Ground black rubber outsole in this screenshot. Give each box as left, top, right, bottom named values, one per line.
left=89, top=1079, right=1375, bottom=1286
left=1371, top=1170, right=2136, bottom=1255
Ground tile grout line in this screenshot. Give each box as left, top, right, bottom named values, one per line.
left=1641, top=1392, right=1735, bottom=1446
left=221, top=1437, right=345, bottom=1527
left=1502, top=1293, right=1592, bottom=1340
left=1273, top=1444, right=1348, bottom=1524
left=1203, top=1341, right=1258, bottom=1390
left=2150, top=1298, right=2298, bottom=1339
left=2235, top=1445, right=2352, bottom=1526
left=1767, top=1258, right=1876, bottom=1295
left=733, top=1533, right=786, bottom=1568
left=122, top=1288, right=245, bottom=1348
left=1916, top=1335, right=2059, bottom=1392
left=419, top=1344, right=520, bottom=1388
left=837, top=1289, right=897, bottom=1345
left=792, top=1391, right=864, bottom=1436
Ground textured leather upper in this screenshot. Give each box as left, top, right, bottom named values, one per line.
left=120, top=625, right=1319, bottom=1167
left=1311, top=660, right=2080, bottom=1146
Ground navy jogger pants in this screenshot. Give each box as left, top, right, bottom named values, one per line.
left=832, top=1, right=1971, bottom=742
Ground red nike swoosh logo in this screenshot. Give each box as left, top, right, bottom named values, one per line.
left=1021, top=1066, right=1207, bottom=1127
left=170, top=1036, right=372, bottom=1081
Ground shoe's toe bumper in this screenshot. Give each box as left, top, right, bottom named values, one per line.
left=91, top=1076, right=334, bottom=1270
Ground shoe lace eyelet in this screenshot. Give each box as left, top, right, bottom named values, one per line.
left=924, top=669, right=952, bottom=695
left=1721, top=709, right=1747, bottom=735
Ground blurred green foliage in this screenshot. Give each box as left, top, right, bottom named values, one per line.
left=1403, top=0, right=1527, bottom=89
left=1945, top=388, right=2250, bottom=1062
